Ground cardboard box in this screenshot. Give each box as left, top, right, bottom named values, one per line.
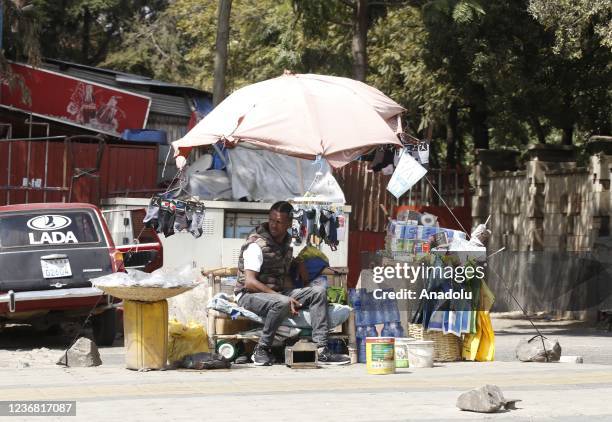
left=215, top=317, right=255, bottom=335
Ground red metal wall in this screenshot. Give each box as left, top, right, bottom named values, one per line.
left=0, top=139, right=158, bottom=206
left=346, top=231, right=386, bottom=288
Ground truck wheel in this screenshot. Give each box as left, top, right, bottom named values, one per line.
left=92, top=309, right=117, bottom=347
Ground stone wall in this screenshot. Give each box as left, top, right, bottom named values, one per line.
left=473, top=139, right=612, bottom=319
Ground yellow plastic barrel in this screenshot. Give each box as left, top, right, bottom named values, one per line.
left=366, top=337, right=395, bottom=375
left=123, top=299, right=168, bottom=370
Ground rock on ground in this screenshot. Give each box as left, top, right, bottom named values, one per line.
left=456, top=384, right=520, bottom=413
left=516, top=336, right=561, bottom=362
left=56, top=337, right=102, bottom=367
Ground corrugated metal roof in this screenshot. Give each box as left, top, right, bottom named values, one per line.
left=44, top=58, right=211, bottom=95
left=43, top=63, right=118, bottom=87
left=148, top=92, right=191, bottom=116
left=115, top=75, right=203, bottom=92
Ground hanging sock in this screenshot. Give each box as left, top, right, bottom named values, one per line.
left=158, top=199, right=176, bottom=237
left=173, top=201, right=190, bottom=233
left=319, top=211, right=330, bottom=243
left=189, top=205, right=206, bottom=238
left=328, top=214, right=339, bottom=251
left=143, top=197, right=160, bottom=230
left=305, top=208, right=317, bottom=243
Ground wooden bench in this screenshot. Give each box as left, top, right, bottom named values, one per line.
left=204, top=267, right=356, bottom=352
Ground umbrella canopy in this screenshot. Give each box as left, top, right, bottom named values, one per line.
left=172, top=72, right=405, bottom=168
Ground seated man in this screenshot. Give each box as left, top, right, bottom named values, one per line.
left=234, top=201, right=349, bottom=366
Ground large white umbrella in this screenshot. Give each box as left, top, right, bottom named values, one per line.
left=173, top=72, right=404, bottom=168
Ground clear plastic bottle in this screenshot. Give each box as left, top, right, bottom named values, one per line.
left=388, top=290, right=401, bottom=323
left=366, top=324, right=378, bottom=338
left=393, top=322, right=405, bottom=338
left=356, top=325, right=367, bottom=363
left=381, top=322, right=393, bottom=337
left=349, top=288, right=363, bottom=326
left=361, top=290, right=372, bottom=326
left=381, top=289, right=392, bottom=323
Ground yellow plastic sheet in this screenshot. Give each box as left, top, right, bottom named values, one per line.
left=462, top=280, right=496, bottom=361
left=167, top=319, right=209, bottom=363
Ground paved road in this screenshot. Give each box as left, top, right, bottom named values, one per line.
left=0, top=315, right=611, bottom=421
left=1, top=359, right=611, bottom=421
left=491, top=313, right=612, bottom=365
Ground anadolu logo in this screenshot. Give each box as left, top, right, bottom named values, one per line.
left=27, top=215, right=72, bottom=231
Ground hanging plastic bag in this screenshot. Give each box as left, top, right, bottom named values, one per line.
left=462, top=279, right=495, bottom=361
left=475, top=311, right=495, bottom=362
left=167, top=319, right=209, bottom=364
left=462, top=314, right=482, bottom=361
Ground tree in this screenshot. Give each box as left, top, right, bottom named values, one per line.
left=528, top=0, right=612, bottom=59
left=1, top=0, right=41, bottom=102
left=528, top=0, right=612, bottom=138
left=101, top=7, right=195, bottom=83
left=212, top=0, right=232, bottom=106
left=34, top=0, right=168, bottom=65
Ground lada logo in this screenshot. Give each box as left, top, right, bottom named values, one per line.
left=27, top=215, right=72, bottom=231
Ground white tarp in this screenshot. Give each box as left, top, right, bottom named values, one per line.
left=227, top=146, right=346, bottom=203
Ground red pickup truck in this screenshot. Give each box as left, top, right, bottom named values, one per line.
left=0, top=202, right=162, bottom=346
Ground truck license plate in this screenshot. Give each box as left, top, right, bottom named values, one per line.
left=41, top=258, right=72, bottom=279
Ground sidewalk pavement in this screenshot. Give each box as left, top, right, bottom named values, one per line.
left=1, top=315, right=611, bottom=421
left=1, top=358, right=611, bottom=421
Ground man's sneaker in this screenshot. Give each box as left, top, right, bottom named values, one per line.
left=317, top=346, right=351, bottom=365
left=251, top=345, right=273, bottom=366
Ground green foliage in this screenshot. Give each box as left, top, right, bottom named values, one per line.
left=101, top=9, right=195, bottom=83
left=33, top=0, right=168, bottom=64
left=528, top=0, right=612, bottom=59
left=2, top=1, right=41, bottom=62
left=168, top=0, right=353, bottom=92
left=367, top=6, right=455, bottom=133
left=1, top=0, right=42, bottom=103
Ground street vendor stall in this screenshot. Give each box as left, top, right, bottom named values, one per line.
left=99, top=71, right=414, bottom=369
left=353, top=210, right=495, bottom=366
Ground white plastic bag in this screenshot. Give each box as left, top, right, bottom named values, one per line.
left=91, top=264, right=199, bottom=288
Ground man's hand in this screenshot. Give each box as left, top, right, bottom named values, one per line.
left=289, top=297, right=302, bottom=315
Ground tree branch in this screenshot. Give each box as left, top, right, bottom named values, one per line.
left=339, top=0, right=356, bottom=9
left=326, top=16, right=352, bottom=28
left=147, top=30, right=169, bottom=59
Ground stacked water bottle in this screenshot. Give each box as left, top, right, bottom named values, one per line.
left=349, top=288, right=404, bottom=363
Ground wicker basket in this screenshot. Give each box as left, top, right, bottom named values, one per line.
left=408, top=323, right=462, bottom=362
left=96, top=285, right=194, bottom=302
